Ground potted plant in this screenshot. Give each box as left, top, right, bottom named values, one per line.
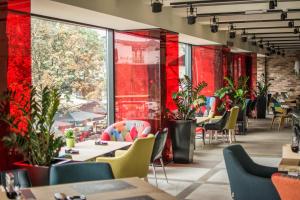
left=256, top=74, right=271, bottom=118
left=64, top=129, right=75, bottom=148
left=167, top=75, right=207, bottom=163
left=0, top=86, right=66, bottom=186
left=215, top=76, right=249, bottom=133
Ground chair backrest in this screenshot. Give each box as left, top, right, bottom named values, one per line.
left=101, top=120, right=151, bottom=142
left=151, top=128, right=168, bottom=162
left=223, top=145, right=280, bottom=200
left=0, top=169, right=31, bottom=188
left=110, top=135, right=155, bottom=178
left=49, top=162, right=114, bottom=185
left=272, top=173, right=300, bottom=200
left=225, top=106, right=239, bottom=130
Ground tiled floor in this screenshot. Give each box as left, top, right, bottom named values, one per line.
left=147, top=117, right=292, bottom=200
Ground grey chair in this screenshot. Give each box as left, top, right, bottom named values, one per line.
left=49, top=162, right=114, bottom=185
left=0, top=169, right=31, bottom=188
left=151, top=128, right=168, bottom=186
left=203, top=111, right=229, bottom=143
left=223, top=145, right=280, bottom=200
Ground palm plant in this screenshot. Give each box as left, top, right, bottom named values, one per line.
left=168, top=75, right=207, bottom=120
left=215, top=76, right=249, bottom=110
left=256, top=74, right=270, bottom=97
left=0, top=86, right=64, bottom=166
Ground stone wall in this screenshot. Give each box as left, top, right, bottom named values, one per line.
left=257, top=53, right=300, bottom=95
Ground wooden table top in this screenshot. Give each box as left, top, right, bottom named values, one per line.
left=0, top=178, right=177, bottom=200
left=282, top=144, right=300, bottom=160
left=60, top=140, right=132, bottom=161
left=196, top=117, right=210, bottom=124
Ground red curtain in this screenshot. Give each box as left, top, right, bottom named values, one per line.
left=0, top=0, right=31, bottom=170
left=192, top=46, right=223, bottom=96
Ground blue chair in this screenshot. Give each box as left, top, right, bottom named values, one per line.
left=0, top=169, right=31, bottom=188
left=223, top=145, right=280, bottom=200
left=49, top=162, right=114, bottom=185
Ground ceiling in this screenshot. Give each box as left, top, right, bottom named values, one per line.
left=149, top=0, right=300, bottom=52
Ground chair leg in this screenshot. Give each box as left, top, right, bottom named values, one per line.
left=152, top=163, right=158, bottom=187
left=229, top=130, right=232, bottom=144
left=232, top=129, right=236, bottom=142
left=271, top=117, right=276, bottom=129
left=160, top=158, right=168, bottom=183
left=202, top=130, right=206, bottom=145
left=278, top=117, right=285, bottom=131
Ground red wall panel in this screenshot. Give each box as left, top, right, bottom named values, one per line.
left=0, top=0, right=31, bottom=170
left=192, top=46, right=223, bottom=96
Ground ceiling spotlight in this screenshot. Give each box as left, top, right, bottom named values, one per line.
left=288, top=21, right=295, bottom=28
left=271, top=46, right=276, bottom=54
left=151, top=0, right=163, bottom=13
left=210, top=16, right=219, bottom=33
left=251, top=34, right=256, bottom=40
left=229, top=24, right=236, bottom=39
left=252, top=41, right=257, bottom=46
left=281, top=11, right=288, bottom=21
left=241, top=29, right=247, bottom=42
left=266, top=41, right=271, bottom=51
left=187, top=5, right=197, bottom=25
left=282, top=50, right=285, bottom=57
left=294, top=28, right=299, bottom=34
left=269, top=0, right=276, bottom=9
left=259, top=39, right=264, bottom=49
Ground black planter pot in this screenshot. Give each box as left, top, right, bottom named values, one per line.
left=168, top=120, right=196, bottom=163
left=256, top=95, right=267, bottom=119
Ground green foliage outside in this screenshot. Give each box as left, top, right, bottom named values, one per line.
left=31, top=17, right=107, bottom=113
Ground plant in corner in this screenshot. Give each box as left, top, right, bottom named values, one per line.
left=64, top=129, right=75, bottom=149
left=256, top=73, right=271, bottom=118
left=167, top=75, right=207, bottom=163
left=0, top=86, right=65, bottom=186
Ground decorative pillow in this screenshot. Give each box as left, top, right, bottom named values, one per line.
left=125, top=133, right=133, bottom=142
left=141, top=126, right=151, bottom=136
left=111, top=128, right=124, bottom=141
left=101, top=132, right=111, bottom=141
left=130, top=126, right=138, bottom=140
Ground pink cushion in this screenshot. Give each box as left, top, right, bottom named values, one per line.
left=125, top=133, right=133, bottom=142
left=101, top=132, right=111, bottom=141
left=130, top=126, right=138, bottom=140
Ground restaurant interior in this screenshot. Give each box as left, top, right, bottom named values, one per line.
left=1, top=0, right=300, bottom=199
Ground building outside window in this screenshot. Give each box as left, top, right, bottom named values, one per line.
left=31, top=17, right=108, bottom=142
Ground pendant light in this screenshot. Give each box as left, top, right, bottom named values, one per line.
left=210, top=16, right=219, bottom=33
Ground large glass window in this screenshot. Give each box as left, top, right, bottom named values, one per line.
left=31, top=17, right=108, bottom=142
left=179, top=43, right=188, bottom=79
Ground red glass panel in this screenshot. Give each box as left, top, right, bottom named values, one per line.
left=114, top=31, right=161, bottom=131
left=0, top=0, right=31, bottom=170
left=161, top=31, right=179, bottom=161
left=192, top=46, right=223, bottom=96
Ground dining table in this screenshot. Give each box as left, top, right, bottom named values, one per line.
left=0, top=177, right=177, bottom=200
left=60, top=140, right=132, bottom=161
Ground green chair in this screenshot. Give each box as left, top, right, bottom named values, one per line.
left=49, top=162, right=114, bottom=185
left=96, top=135, right=155, bottom=179
left=225, top=106, right=240, bottom=144
left=0, top=169, right=31, bottom=188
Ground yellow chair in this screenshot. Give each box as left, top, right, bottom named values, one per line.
left=225, top=106, right=240, bottom=144
left=96, top=135, right=155, bottom=179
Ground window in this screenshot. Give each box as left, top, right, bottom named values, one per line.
left=179, top=43, right=188, bottom=79
left=31, top=17, right=108, bottom=142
